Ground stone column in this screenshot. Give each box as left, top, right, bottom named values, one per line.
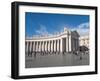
left=43, top=41, right=45, bottom=52
left=75, top=39, right=77, bottom=51
left=38, top=42, right=40, bottom=52
left=69, top=33, right=72, bottom=52
left=60, top=38, right=63, bottom=52
left=56, top=40, right=57, bottom=52
left=38, top=42, right=39, bottom=52
left=73, top=38, right=75, bottom=51
left=71, top=38, right=73, bottom=51
left=30, top=41, right=32, bottom=52
left=50, top=41, right=52, bottom=52
left=44, top=41, right=45, bottom=52
left=31, top=42, right=33, bottom=52
left=29, top=41, right=31, bottom=52
left=41, top=42, right=42, bottom=51
left=35, top=42, right=37, bottom=52
left=76, top=38, right=78, bottom=51
left=74, top=39, right=76, bottom=51
left=51, top=40, right=53, bottom=52
left=28, top=42, right=30, bottom=52
left=40, top=41, right=42, bottom=52
left=53, top=40, right=54, bottom=52
left=34, top=41, right=36, bottom=52
left=66, top=37, right=69, bottom=52
left=54, top=40, right=56, bottom=52
left=45, top=41, right=47, bottom=52
left=77, top=38, right=79, bottom=51
left=57, top=40, right=59, bottom=52
left=33, top=41, right=35, bottom=51
left=59, top=39, right=60, bottom=52
left=48, top=41, right=50, bottom=52
left=41, top=41, right=44, bottom=52
left=49, top=41, right=51, bottom=52
left=27, top=42, right=29, bottom=52
left=47, top=41, right=48, bottom=52
left=36, top=42, right=38, bottom=52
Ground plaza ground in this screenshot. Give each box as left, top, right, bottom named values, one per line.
left=25, top=52, right=89, bottom=68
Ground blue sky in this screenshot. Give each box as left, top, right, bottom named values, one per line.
left=25, top=12, right=89, bottom=37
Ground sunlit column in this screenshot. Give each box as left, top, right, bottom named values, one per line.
left=42, top=41, right=44, bottom=52
left=66, top=37, right=68, bottom=52
left=45, top=41, right=47, bottom=52
left=47, top=41, right=48, bottom=52
left=44, top=41, right=46, bottom=51
left=69, top=35, right=72, bottom=52
left=48, top=41, right=50, bottom=52
left=57, top=40, right=59, bottom=52
left=37, top=42, right=39, bottom=52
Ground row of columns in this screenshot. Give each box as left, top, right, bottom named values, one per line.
left=25, top=36, right=79, bottom=53
left=25, top=39, right=61, bottom=53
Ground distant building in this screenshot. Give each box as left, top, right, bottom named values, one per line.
left=25, top=27, right=80, bottom=53
left=79, top=35, right=89, bottom=49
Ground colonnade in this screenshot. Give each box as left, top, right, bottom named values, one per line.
left=26, top=37, right=79, bottom=53
left=25, top=39, right=61, bottom=53
left=25, top=30, right=79, bottom=53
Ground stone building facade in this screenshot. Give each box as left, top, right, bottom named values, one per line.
left=79, top=35, right=89, bottom=48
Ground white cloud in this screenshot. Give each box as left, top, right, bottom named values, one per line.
left=35, top=22, right=89, bottom=37
left=77, top=22, right=89, bottom=36
left=78, top=22, right=89, bottom=29
left=70, top=22, right=89, bottom=36
left=35, top=24, right=49, bottom=36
